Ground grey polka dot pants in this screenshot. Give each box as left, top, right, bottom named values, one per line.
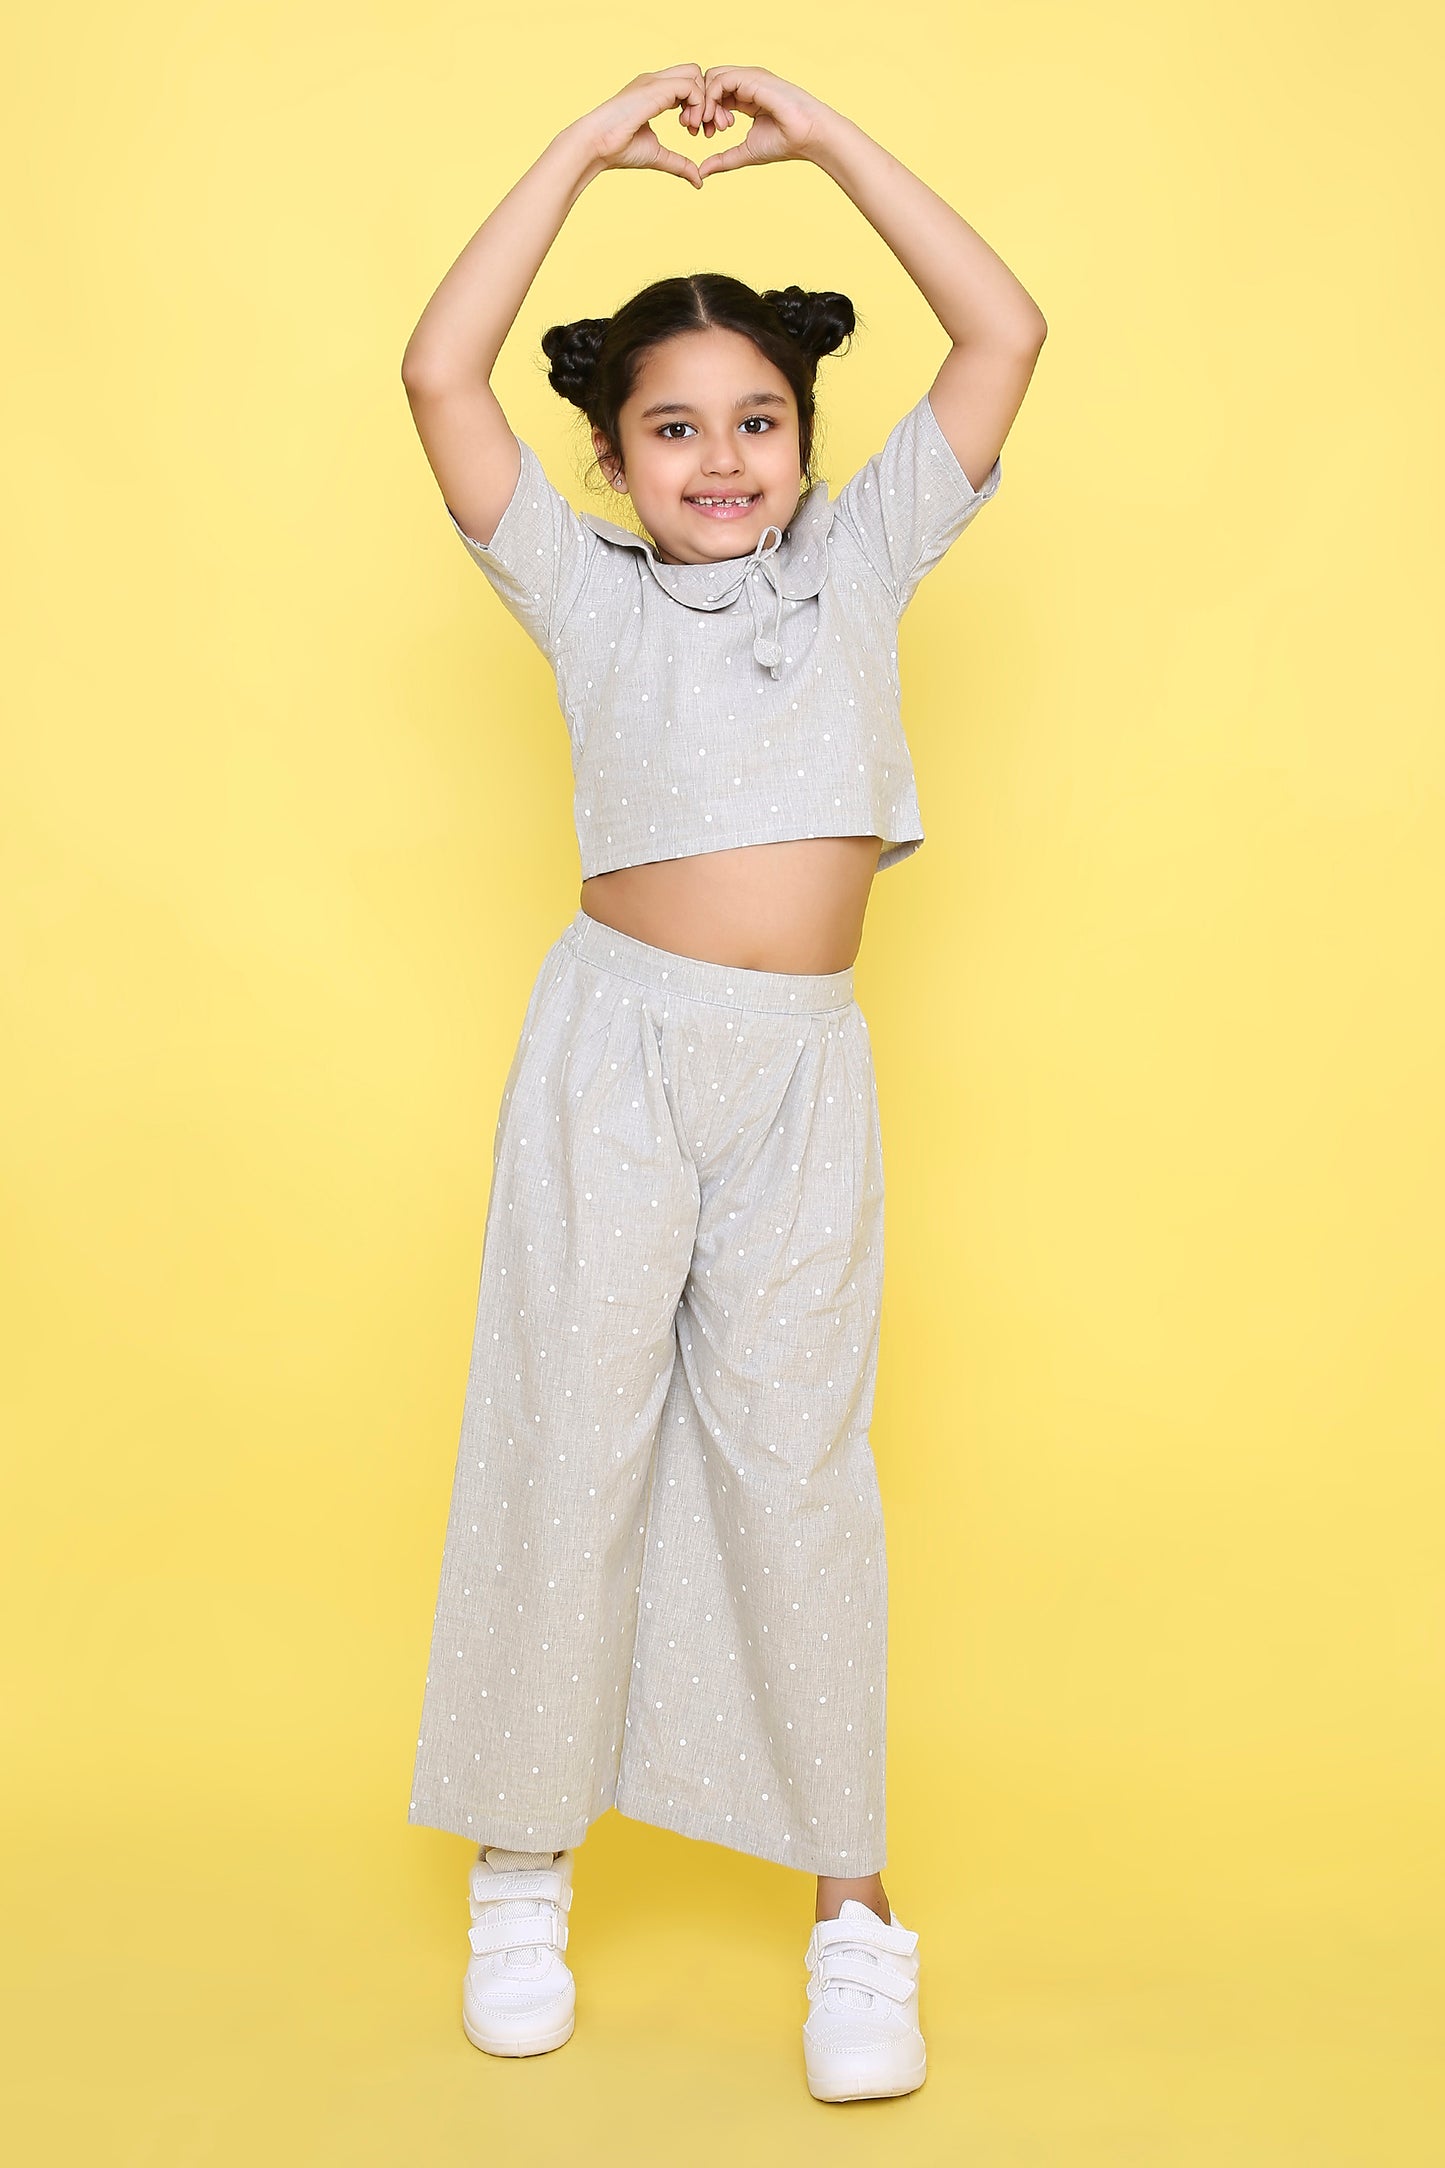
left=408, top=910, right=889, bottom=1875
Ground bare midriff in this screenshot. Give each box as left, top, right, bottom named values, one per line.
left=579, top=836, right=885, bottom=975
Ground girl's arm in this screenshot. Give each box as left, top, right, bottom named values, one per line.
left=401, top=67, right=711, bottom=548
left=695, top=69, right=1047, bottom=495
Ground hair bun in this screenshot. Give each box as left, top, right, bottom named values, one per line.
left=761, top=285, right=856, bottom=363
left=540, top=316, right=611, bottom=410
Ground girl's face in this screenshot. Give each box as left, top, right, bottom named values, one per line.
left=600, top=328, right=804, bottom=565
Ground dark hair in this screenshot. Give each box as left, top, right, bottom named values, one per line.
left=539, top=271, right=857, bottom=497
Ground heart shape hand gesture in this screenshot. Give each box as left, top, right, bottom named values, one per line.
left=585, top=65, right=828, bottom=190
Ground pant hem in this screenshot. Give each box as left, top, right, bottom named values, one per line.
left=407, top=1795, right=602, bottom=1854
left=407, top=1786, right=885, bottom=1878
left=613, top=1775, right=886, bottom=1878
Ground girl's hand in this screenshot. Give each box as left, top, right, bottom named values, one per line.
left=687, top=67, right=832, bottom=177
left=579, top=66, right=716, bottom=189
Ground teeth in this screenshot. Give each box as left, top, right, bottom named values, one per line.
left=690, top=496, right=756, bottom=506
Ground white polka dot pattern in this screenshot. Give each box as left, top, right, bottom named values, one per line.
left=444, top=391, right=1002, bottom=881
left=408, top=912, right=890, bottom=1875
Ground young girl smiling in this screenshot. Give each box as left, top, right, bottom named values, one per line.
left=401, top=60, right=1046, bottom=2100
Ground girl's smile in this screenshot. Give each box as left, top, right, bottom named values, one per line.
left=684, top=491, right=762, bottom=520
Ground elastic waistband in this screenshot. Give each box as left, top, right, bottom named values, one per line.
left=562, top=910, right=856, bottom=1017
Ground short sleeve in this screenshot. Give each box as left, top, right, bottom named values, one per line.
left=445, top=435, right=594, bottom=657
left=830, top=389, right=1002, bottom=615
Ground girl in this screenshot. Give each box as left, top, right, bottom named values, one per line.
left=400, top=62, right=1046, bottom=2102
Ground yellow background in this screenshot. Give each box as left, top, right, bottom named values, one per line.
left=5, top=2, right=1441, bottom=2159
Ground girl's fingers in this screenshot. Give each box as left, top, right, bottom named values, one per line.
left=656, top=66, right=746, bottom=138
left=654, top=62, right=707, bottom=124
left=702, top=64, right=762, bottom=112
left=652, top=142, right=703, bottom=187
left=696, top=142, right=753, bottom=179
left=683, top=102, right=738, bottom=141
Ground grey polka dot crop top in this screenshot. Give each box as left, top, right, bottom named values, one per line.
left=444, top=388, right=1001, bottom=879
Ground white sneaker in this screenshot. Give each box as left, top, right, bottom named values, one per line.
left=802, top=1897, right=927, bottom=2101
left=461, top=1846, right=576, bottom=2056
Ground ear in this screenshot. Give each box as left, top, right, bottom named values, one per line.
left=593, top=427, right=626, bottom=494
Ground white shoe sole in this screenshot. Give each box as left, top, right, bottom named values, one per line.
left=805, top=2043, right=927, bottom=2101
left=463, top=1996, right=576, bottom=2057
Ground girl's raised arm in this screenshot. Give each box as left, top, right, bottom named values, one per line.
left=400, top=66, right=716, bottom=548
left=695, top=67, right=1047, bottom=500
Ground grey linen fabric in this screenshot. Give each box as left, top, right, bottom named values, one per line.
left=410, top=912, right=891, bottom=1873
left=444, top=389, right=1002, bottom=877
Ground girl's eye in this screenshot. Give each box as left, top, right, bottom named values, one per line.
left=658, top=416, right=775, bottom=440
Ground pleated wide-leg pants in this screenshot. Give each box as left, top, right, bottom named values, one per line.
left=408, top=909, right=889, bottom=1874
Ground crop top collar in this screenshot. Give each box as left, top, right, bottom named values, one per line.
left=579, top=482, right=837, bottom=680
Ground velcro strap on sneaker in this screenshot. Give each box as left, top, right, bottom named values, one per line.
left=812, top=1914, right=918, bottom=1960
left=816, top=1954, right=916, bottom=2002
left=468, top=1867, right=570, bottom=1908
left=468, top=1908, right=568, bottom=1957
